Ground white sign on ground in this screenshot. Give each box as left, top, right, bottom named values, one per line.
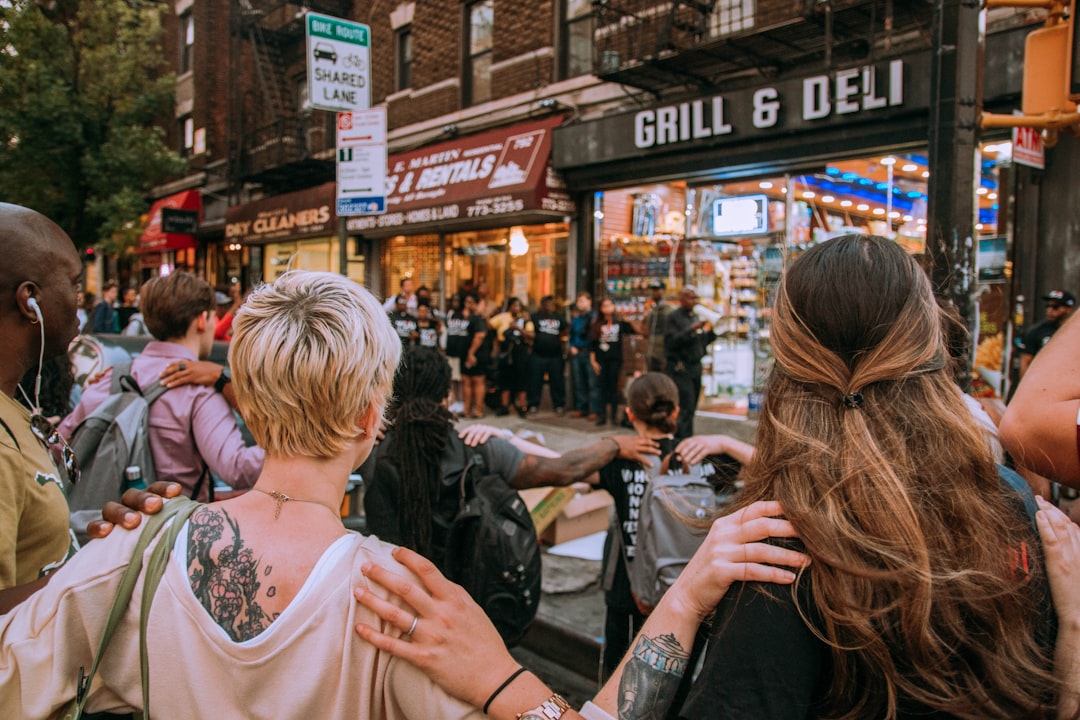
left=336, top=109, right=387, bottom=216
left=306, top=12, right=370, bottom=113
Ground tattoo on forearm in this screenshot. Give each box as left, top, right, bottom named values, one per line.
left=617, top=633, right=689, bottom=720
left=187, top=507, right=275, bottom=642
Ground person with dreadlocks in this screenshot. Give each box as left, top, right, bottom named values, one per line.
left=363, top=346, right=661, bottom=567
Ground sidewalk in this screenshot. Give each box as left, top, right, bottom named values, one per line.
left=458, top=404, right=757, bottom=699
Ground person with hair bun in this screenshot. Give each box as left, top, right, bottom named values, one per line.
left=677, top=234, right=1060, bottom=720
left=594, top=372, right=745, bottom=693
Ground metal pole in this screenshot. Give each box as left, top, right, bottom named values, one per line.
left=926, top=0, right=984, bottom=378
left=338, top=217, right=348, bottom=277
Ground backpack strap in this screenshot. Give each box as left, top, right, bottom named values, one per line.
left=66, top=497, right=200, bottom=720
left=998, top=463, right=1040, bottom=532
left=0, top=416, right=20, bottom=451
left=108, top=361, right=135, bottom=395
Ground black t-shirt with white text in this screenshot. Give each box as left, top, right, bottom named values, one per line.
left=415, top=321, right=439, bottom=349
left=531, top=311, right=567, bottom=357
left=445, top=311, right=486, bottom=359
left=592, top=320, right=636, bottom=363
left=388, top=311, right=418, bottom=345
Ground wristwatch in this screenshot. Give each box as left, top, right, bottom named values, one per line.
left=214, top=367, right=232, bottom=393
left=516, top=694, right=571, bottom=720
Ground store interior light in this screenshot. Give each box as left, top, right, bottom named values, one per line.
left=975, top=223, right=984, bottom=230
left=857, top=203, right=870, bottom=211
left=988, top=192, right=997, bottom=200
left=781, top=187, right=787, bottom=193
left=840, top=200, right=853, bottom=207
left=922, top=171, right=930, bottom=178
left=873, top=208, right=885, bottom=215
left=509, top=227, right=529, bottom=257
left=976, top=187, right=988, bottom=195
left=802, top=191, right=815, bottom=199
left=759, top=181, right=773, bottom=189
left=593, top=210, right=604, bottom=220
left=821, top=195, right=835, bottom=203
left=903, top=214, right=914, bottom=222
left=901, top=163, right=918, bottom=172
left=880, top=157, right=897, bottom=166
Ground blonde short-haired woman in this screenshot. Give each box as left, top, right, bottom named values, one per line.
left=0, top=271, right=490, bottom=719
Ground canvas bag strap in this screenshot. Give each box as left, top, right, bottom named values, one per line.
left=137, top=497, right=201, bottom=719
left=66, top=496, right=199, bottom=720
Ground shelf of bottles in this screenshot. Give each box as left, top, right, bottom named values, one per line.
left=601, top=234, right=686, bottom=320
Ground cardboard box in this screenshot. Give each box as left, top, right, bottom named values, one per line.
left=523, top=488, right=613, bottom=546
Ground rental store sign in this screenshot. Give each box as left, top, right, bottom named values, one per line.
left=346, top=115, right=573, bottom=233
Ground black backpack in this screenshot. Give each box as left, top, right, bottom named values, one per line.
left=436, top=435, right=542, bottom=647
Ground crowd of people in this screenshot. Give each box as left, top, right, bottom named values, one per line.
left=2, top=197, right=1080, bottom=720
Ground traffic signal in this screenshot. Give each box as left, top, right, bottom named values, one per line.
left=84, top=247, right=96, bottom=263
left=1021, top=0, right=1077, bottom=116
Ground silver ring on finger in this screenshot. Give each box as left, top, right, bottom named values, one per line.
left=405, top=615, right=419, bottom=638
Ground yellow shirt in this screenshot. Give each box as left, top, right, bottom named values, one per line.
left=0, top=392, right=76, bottom=589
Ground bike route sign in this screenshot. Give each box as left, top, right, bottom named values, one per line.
left=306, top=12, right=370, bottom=113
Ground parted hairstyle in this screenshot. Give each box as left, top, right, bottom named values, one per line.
left=228, top=271, right=400, bottom=459
left=139, top=272, right=214, bottom=341
left=732, top=234, right=1057, bottom=718
left=626, top=372, right=678, bottom=435
left=381, top=345, right=454, bottom=556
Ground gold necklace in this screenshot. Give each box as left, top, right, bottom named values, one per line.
left=251, top=487, right=339, bottom=520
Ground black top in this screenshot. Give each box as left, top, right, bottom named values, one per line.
left=531, top=311, right=567, bottom=357
left=680, top=478, right=1055, bottom=720
left=664, top=307, right=717, bottom=369
left=388, top=310, right=418, bottom=345
left=445, top=311, right=485, bottom=358
left=415, top=321, right=440, bottom=348
left=1017, top=319, right=1061, bottom=357
left=592, top=320, right=636, bottom=364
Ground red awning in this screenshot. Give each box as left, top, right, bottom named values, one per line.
left=138, top=190, right=202, bottom=253
left=345, top=115, right=575, bottom=236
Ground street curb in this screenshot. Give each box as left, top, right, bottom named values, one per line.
left=520, top=614, right=602, bottom=681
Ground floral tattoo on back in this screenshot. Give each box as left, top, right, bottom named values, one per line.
left=187, top=507, right=276, bottom=642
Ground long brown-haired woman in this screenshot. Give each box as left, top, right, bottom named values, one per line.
left=677, top=233, right=1059, bottom=719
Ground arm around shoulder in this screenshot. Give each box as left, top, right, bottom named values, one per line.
left=1001, top=312, right=1080, bottom=486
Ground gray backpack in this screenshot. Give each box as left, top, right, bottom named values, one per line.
left=66, top=362, right=167, bottom=541
left=627, top=455, right=717, bottom=612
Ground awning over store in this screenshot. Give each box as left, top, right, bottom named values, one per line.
left=345, top=114, right=575, bottom=236
left=225, top=182, right=337, bottom=245
left=139, top=190, right=202, bottom=253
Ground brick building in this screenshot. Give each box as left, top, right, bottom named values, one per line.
left=143, top=1, right=1075, bottom=412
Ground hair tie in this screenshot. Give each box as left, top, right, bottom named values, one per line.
left=842, top=392, right=865, bottom=409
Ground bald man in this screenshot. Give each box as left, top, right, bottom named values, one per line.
left=0, top=203, right=83, bottom=611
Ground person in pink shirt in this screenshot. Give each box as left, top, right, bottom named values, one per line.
left=60, top=272, right=263, bottom=501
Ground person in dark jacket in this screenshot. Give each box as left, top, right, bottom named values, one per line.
left=526, top=295, right=567, bottom=414
left=664, top=286, right=716, bottom=440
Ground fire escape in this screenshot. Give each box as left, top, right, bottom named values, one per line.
left=229, top=0, right=353, bottom=194
left=592, top=0, right=935, bottom=96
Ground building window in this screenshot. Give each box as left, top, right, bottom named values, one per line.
left=710, top=0, right=754, bottom=38
left=396, top=26, right=413, bottom=91
left=465, top=0, right=493, bottom=106
left=561, top=0, right=593, bottom=79
left=180, top=115, right=194, bottom=157
left=179, top=12, right=194, bottom=74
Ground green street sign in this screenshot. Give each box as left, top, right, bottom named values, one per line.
left=306, top=11, right=371, bottom=112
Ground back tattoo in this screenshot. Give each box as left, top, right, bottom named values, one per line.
left=187, top=507, right=277, bottom=642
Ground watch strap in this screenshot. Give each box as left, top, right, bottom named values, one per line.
left=214, top=367, right=231, bottom=393
left=517, top=694, right=571, bottom=720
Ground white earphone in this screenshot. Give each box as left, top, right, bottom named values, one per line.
left=27, top=296, right=42, bottom=324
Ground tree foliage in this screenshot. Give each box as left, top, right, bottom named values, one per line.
left=0, top=0, right=185, bottom=250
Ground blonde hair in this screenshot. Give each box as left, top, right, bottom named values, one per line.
left=734, top=235, right=1056, bottom=718
left=228, top=271, right=400, bottom=459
